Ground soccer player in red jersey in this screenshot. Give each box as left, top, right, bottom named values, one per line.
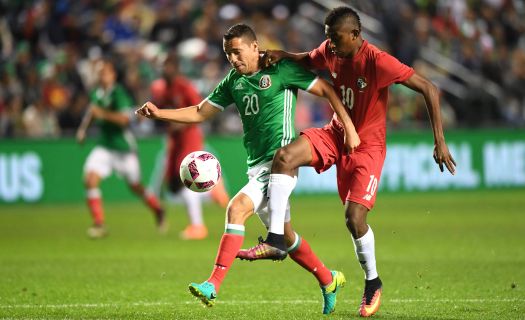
left=238, top=7, right=457, bottom=317
left=150, top=54, right=230, bottom=239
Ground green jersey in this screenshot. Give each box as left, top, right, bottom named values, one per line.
left=207, top=59, right=318, bottom=167
left=89, top=84, right=136, bottom=152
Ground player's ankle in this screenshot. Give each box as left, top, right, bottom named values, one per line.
left=265, top=232, right=286, bottom=251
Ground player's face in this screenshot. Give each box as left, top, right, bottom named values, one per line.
left=325, top=24, right=357, bottom=57
left=223, top=36, right=259, bottom=75
left=162, top=61, right=177, bottom=78
left=99, top=63, right=116, bottom=88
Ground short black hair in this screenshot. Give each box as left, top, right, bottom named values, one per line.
left=324, top=6, right=361, bottom=32
left=223, top=23, right=257, bottom=42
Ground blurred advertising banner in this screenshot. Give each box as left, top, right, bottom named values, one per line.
left=295, top=129, right=525, bottom=193
left=1, top=129, right=524, bottom=204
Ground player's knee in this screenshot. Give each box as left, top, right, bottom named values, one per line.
left=84, top=172, right=100, bottom=188
left=273, top=147, right=295, bottom=171
left=226, top=199, right=252, bottom=224
left=345, top=204, right=368, bottom=238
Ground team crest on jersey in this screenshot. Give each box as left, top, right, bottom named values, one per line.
left=259, top=75, right=272, bottom=89
left=357, top=76, right=367, bottom=91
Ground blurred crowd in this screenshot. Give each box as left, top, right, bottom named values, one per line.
left=0, top=0, right=524, bottom=139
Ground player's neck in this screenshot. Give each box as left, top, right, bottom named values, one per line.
left=245, top=59, right=262, bottom=75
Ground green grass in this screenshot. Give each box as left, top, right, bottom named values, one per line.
left=1, top=190, right=524, bottom=319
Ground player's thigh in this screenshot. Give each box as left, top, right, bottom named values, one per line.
left=300, top=125, right=342, bottom=173
left=274, top=136, right=313, bottom=169
left=115, top=152, right=141, bottom=185
left=340, top=149, right=386, bottom=210
left=84, top=147, right=112, bottom=179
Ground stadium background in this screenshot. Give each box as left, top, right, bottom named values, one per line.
left=0, top=0, right=524, bottom=319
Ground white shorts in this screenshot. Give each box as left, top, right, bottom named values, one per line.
left=239, top=161, right=291, bottom=228
left=84, top=146, right=141, bottom=184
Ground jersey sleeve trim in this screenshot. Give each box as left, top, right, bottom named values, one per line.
left=204, top=98, right=225, bottom=111
left=305, top=76, right=319, bottom=92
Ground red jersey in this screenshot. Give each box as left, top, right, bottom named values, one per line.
left=309, top=40, right=414, bottom=149
left=150, top=76, right=204, bottom=181
left=150, top=76, right=203, bottom=139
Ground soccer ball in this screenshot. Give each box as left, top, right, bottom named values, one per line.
left=179, top=151, right=222, bottom=192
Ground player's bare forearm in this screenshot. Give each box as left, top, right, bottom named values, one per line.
left=76, top=108, right=93, bottom=144
left=402, top=73, right=456, bottom=174
left=263, top=50, right=311, bottom=68
left=77, top=108, right=93, bottom=133
left=402, top=73, right=444, bottom=142
left=156, top=106, right=205, bottom=123
left=135, top=101, right=219, bottom=124
left=308, top=79, right=360, bottom=152
left=107, top=112, right=129, bottom=127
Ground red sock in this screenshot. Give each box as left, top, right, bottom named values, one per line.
left=145, top=193, right=163, bottom=215
left=87, top=196, right=104, bottom=226
left=289, top=236, right=333, bottom=287
left=207, top=231, right=244, bottom=292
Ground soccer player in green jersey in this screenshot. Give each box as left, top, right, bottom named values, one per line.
left=76, top=60, right=165, bottom=239
left=135, top=24, right=360, bottom=314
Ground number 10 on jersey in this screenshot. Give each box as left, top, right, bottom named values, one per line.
left=340, top=85, right=354, bottom=110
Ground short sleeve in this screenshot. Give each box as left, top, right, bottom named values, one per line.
left=308, top=40, right=329, bottom=70
left=278, top=59, right=317, bottom=91
left=375, top=52, right=414, bottom=89
left=206, top=71, right=235, bottom=110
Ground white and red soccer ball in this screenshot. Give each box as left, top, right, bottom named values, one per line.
left=179, top=151, right=222, bottom=192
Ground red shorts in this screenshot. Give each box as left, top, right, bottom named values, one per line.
left=301, top=123, right=386, bottom=209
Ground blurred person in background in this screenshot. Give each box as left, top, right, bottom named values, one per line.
left=76, top=59, right=165, bottom=239
left=150, top=53, right=230, bottom=240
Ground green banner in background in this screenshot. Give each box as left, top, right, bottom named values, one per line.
left=1, top=129, right=524, bottom=204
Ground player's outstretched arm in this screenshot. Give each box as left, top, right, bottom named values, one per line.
left=402, top=73, right=456, bottom=174
left=308, top=78, right=361, bottom=153
left=262, top=50, right=311, bottom=68
left=91, top=106, right=130, bottom=127
left=135, top=100, right=220, bottom=124
left=76, top=105, right=94, bottom=144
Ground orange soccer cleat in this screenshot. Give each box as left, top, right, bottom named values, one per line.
left=180, top=224, right=208, bottom=240
left=359, top=277, right=382, bottom=317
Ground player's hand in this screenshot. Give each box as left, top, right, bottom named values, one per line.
left=76, top=130, right=85, bottom=145
left=135, top=101, right=160, bottom=119
left=433, top=142, right=456, bottom=175
left=261, top=50, right=286, bottom=68
left=344, top=129, right=361, bottom=153
left=91, top=106, right=105, bottom=119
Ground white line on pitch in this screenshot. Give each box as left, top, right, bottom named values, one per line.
left=0, top=298, right=522, bottom=309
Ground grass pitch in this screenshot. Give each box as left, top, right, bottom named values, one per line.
left=1, top=190, right=524, bottom=319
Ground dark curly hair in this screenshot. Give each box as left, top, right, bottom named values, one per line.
left=324, top=6, right=361, bottom=33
